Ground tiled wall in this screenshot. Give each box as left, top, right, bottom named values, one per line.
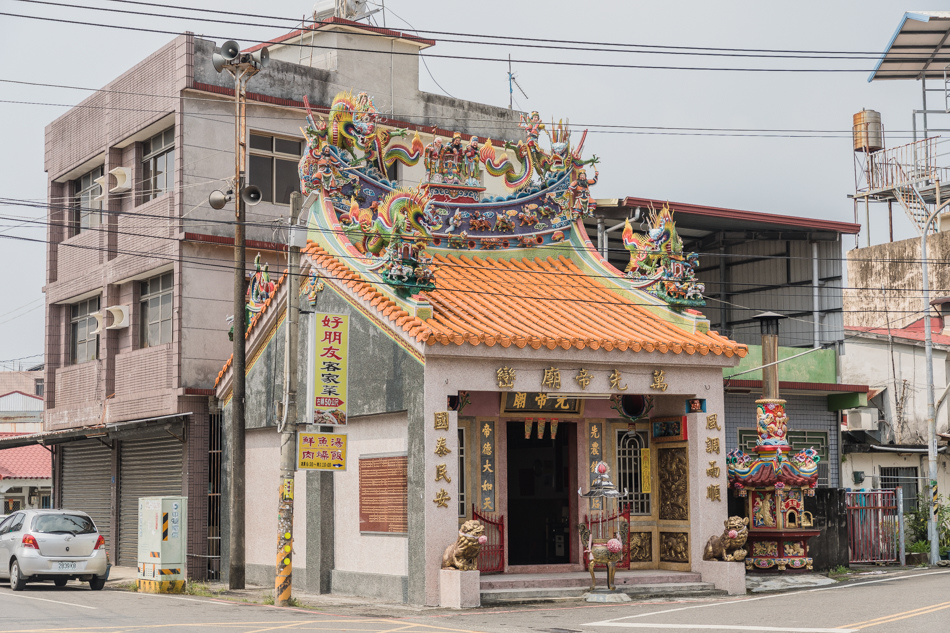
left=725, top=393, right=839, bottom=487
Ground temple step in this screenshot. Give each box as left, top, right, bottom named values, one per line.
left=480, top=571, right=724, bottom=604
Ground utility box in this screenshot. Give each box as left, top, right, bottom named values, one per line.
left=136, top=496, right=187, bottom=593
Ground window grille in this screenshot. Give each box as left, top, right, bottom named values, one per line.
left=140, top=272, right=173, bottom=348
left=879, top=466, right=919, bottom=513
left=616, top=430, right=651, bottom=515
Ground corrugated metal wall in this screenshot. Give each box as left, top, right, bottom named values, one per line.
left=725, top=393, right=839, bottom=487
left=700, top=239, right=843, bottom=348
left=60, top=440, right=113, bottom=546
left=117, top=436, right=183, bottom=566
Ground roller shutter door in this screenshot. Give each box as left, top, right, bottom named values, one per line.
left=60, top=440, right=113, bottom=547
left=117, top=436, right=183, bottom=566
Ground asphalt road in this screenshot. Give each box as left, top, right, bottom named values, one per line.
left=1, top=569, right=949, bottom=633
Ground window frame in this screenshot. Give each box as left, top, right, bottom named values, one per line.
left=142, top=127, right=176, bottom=203
left=69, top=297, right=100, bottom=365
left=71, top=166, right=104, bottom=236
left=139, top=272, right=174, bottom=349
left=247, top=132, right=303, bottom=206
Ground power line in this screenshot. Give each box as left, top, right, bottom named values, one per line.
left=0, top=8, right=880, bottom=74
left=87, top=0, right=931, bottom=59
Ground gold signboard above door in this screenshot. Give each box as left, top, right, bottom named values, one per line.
left=501, top=392, right=583, bottom=415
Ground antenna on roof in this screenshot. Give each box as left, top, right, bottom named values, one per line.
left=507, top=55, right=528, bottom=110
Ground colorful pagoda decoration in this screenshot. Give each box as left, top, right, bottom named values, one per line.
left=726, top=312, right=821, bottom=572
left=294, top=89, right=706, bottom=311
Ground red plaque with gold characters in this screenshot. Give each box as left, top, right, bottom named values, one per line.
left=359, top=455, right=408, bottom=533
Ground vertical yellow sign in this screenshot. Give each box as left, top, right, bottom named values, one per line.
left=314, top=313, right=349, bottom=425
left=640, top=447, right=652, bottom=494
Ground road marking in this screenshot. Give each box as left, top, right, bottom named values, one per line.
left=583, top=569, right=950, bottom=628
left=0, top=591, right=96, bottom=610
left=584, top=625, right=854, bottom=632
left=840, top=599, right=950, bottom=629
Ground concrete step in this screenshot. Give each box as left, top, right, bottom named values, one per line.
left=480, top=571, right=702, bottom=591
left=480, top=581, right=726, bottom=605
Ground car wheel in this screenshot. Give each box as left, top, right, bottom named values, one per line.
left=9, top=560, right=26, bottom=591
left=89, top=576, right=106, bottom=591
left=53, top=579, right=68, bottom=587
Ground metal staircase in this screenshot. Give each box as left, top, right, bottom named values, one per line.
left=893, top=162, right=933, bottom=233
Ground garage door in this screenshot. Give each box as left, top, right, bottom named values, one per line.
left=60, top=440, right=113, bottom=547
left=117, top=436, right=183, bottom=566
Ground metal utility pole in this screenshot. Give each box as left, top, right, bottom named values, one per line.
left=921, top=186, right=950, bottom=566
left=209, top=39, right=269, bottom=591
left=276, top=192, right=303, bottom=607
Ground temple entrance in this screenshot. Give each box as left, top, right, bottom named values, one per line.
left=506, top=421, right=576, bottom=566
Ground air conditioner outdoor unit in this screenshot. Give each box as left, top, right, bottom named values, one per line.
left=846, top=410, right=879, bottom=432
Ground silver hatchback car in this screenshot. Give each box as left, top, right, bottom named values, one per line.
left=0, top=510, right=110, bottom=590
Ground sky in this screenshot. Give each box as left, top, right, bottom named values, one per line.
left=0, top=0, right=947, bottom=368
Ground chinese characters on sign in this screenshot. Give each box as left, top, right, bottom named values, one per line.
left=574, top=368, right=593, bottom=390
left=433, top=411, right=452, bottom=509
left=502, top=392, right=580, bottom=414
left=297, top=432, right=348, bottom=470
left=704, top=413, right=722, bottom=502
left=497, top=366, right=516, bottom=389
left=542, top=367, right=562, bottom=390
left=480, top=420, right=496, bottom=511
left=609, top=369, right=628, bottom=391
left=313, top=313, right=349, bottom=425
left=588, top=422, right=604, bottom=510
left=650, top=369, right=668, bottom=392
left=358, top=456, right=408, bottom=533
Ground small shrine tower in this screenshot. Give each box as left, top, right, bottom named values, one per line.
left=727, top=313, right=821, bottom=571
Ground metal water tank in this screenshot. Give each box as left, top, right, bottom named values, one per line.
left=853, top=109, right=884, bottom=152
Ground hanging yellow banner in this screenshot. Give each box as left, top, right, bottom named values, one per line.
left=313, top=313, right=349, bottom=425
left=640, top=447, right=652, bottom=494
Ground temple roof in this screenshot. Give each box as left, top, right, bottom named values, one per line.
left=425, top=253, right=744, bottom=355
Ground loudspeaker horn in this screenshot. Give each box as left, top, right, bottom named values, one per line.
left=208, top=190, right=230, bottom=210
left=220, top=40, right=240, bottom=60
left=241, top=185, right=263, bottom=206
left=251, top=47, right=270, bottom=68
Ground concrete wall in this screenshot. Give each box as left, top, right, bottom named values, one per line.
left=0, top=371, right=44, bottom=396
left=845, top=231, right=950, bottom=330
left=839, top=334, right=950, bottom=441
left=727, top=345, right=837, bottom=383
left=841, top=450, right=950, bottom=504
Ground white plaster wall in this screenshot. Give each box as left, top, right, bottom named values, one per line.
left=245, top=427, right=308, bottom=570
left=333, top=412, right=409, bottom=576
left=840, top=335, right=950, bottom=439
left=841, top=450, right=950, bottom=501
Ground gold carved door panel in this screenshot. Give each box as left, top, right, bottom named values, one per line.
left=657, top=444, right=690, bottom=570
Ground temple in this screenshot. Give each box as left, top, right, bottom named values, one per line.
left=215, top=91, right=750, bottom=605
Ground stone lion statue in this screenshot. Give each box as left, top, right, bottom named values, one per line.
left=441, top=520, right=486, bottom=571
left=702, top=516, right=749, bottom=562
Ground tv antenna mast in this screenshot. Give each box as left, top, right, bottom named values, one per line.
left=508, top=54, right=528, bottom=110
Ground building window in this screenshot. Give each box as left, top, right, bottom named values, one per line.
left=616, top=430, right=651, bottom=515
left=248, top=133, right=303, bottom=205
left=40, top=494, right=52, bottom=509
left=458, top=428, right=466, bottom=517
left=71, top=166, right=103, bottom=235
left=142, top=127, right=175, bottom=202
left=70, top=297, right=100, bottom=364
left=140, top=272, right=173, bottom=348
left=34, top=378, right=44, bottom=397
left=880, top=466, right=919, bottom=513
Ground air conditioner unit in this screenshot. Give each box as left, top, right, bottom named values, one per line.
left=846, top=410, right=879, bottom=432
left=105, top=305, right=130, bottom=330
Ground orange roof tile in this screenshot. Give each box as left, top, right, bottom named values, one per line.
left=425, top=253, right=745, bottom=356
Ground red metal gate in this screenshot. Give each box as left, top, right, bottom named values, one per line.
left=846, top=490, right=901, bottom=564
left=473, top=505, right=505, bottom=574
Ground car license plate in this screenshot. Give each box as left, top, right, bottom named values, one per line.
left=57, top=562, right=77, bottom=571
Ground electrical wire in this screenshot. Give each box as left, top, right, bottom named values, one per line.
left=0, top=8, right=881, bottom=73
